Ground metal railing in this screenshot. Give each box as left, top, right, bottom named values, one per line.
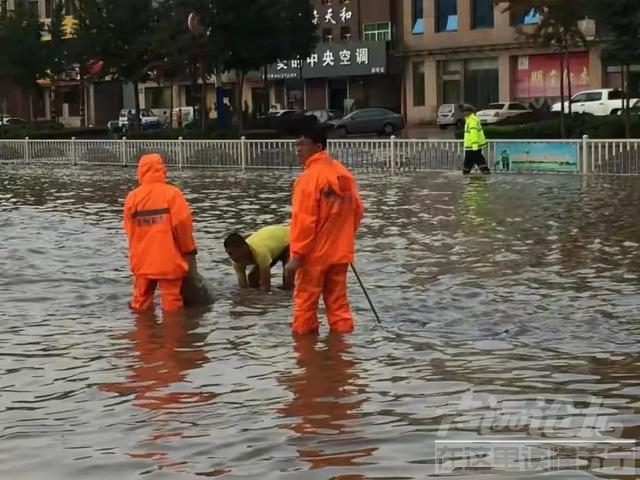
left=1, top=135, right=640, bottom=174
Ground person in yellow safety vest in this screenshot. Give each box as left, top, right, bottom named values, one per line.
left=463, top=105, right=491, bottom=175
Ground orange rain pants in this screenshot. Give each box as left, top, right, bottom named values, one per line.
left=290, top=151, right=364, bottom=335
left=124, top=153, right=197, bottom=312
left=293, top=264, right=353, bottom=335
left=130, top=277, right=183, bottom=312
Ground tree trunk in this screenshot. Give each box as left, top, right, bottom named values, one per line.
left=263, top=65, right=269, bottom=113
left=559, top=53, right=566, bottom=139
left=566, top=50, right=573, bottom=116
left=133, top=81, right=141, bottom=132
left=235, top=70, right=246, bottom=135
left=79, top=75, right=86, bottom=127
left=624, top=63, right=631, bottom=139
left=201, top=73, right=207, bottom=132
left=169, top=79, right=174, bottom=129
left=190, top=61, right=198, bottom=110
left=28, top=92, right=34, bottom=124
left=50, top=79, right=57, bottom=124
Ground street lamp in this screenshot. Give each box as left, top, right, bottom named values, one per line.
left=187, top=12, right=225, bottom=131
left=578, top=17, right=596, bottom=41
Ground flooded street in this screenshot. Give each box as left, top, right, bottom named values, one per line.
left=2, top=166, right=640, bottom=479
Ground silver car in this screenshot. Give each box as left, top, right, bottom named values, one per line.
left=437, top=103, right=474, bottom=129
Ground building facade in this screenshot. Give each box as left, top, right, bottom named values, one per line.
left=266, top=0, right=402, bottom=114
left=399, top=0, right=603, bottom=125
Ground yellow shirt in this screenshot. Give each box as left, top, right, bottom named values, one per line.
left=232, top=225, right=290, bottom=277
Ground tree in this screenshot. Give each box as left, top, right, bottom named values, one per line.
left=149, top=0, right=204, bottom=128
left=74, top=0, right=158, bottom=131
left=494, top=0, right=590, bottom=138
left=587, top=0, right=640, bottom=138
left=196, top=0, right=318, bottom=133
left=44, top=1, right=69, bottom=123
left=160, top=0, right=214, bottom=131
left=0, top=1, right=47, bottom=122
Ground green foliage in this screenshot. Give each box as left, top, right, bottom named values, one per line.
left=126, top=128, right=288, bottom=140
left=495, top=0, right=589, bottom=48
left=0, top=3, right=46, bottom=93
left=484, top=114, right=640, bottom=139
left=46, top=2, right=68, bottom=78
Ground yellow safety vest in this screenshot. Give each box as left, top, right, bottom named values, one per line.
left=464, top=113, right=487, bottom=151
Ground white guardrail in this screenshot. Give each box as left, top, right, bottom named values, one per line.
left=0, top=135, right=639, bottom=174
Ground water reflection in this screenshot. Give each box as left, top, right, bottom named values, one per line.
left=100, top=309, right=213, bottom=410
left=4, top=166, right=640, bottom=479
left=278, top=334, right=376, bottom=472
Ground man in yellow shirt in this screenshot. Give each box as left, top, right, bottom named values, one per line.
left=224, top=225, right=291, bottom=291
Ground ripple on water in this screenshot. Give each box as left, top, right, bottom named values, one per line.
left=1, top=167, right=640, bottom=478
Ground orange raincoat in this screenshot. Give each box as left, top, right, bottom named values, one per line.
left=123, top=154, right=196, bottom=311
left=290, top=151, right=364, bottom=334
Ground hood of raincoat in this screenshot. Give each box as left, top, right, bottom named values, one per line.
left=137, top=153, right=167, bottom=185
left=304, top=151, right=346, bottom=197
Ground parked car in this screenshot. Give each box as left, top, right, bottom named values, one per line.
left=616, top=100, right=640, bottom=115
left=551, top=89, right=640, bottom=116
left=0, top=116, right=26, bottom=126
left=305, top=109, right=342, bottom=124
left=477, top=102, right=531, bottom=124
left=118, top=108, right=163, bottom=132
left=437, top=103, right=474, bottom=129
left=327, top=108, right=404, bottom=137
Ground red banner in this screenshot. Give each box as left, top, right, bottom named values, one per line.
left=514, top=52, right=590, bottom=99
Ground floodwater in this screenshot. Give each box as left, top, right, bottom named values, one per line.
left=2, top=166, right=640, bottom=480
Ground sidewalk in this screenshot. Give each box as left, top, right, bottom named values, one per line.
left=403, top=125, right=456, bottom=140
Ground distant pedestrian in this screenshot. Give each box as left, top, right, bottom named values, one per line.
left=462, top=105, right=490, bottom=175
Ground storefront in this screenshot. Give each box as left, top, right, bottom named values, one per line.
left=512, top=51, right=591, bottom=104
left=267, top=41, right=401, bottom=114
left=437, top=58, right=499, bottom=110
left=604, top=65, right=640, bottom=98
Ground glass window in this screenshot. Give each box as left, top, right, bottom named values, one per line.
left=472, top=0, right=493, bottom=29
left=413, top=61, right=426, bottom=107
left=322, top=28, right=333, bottom=42
left=412, top=0, right=424, bottom=34
left=571, top=93, right=587, bottom=103
left=29, top=0, right=38, bottom=16
left=509, top=103, right=528, bottom=110
left=513, top=8, right=541, bottom=26
left=584, top=92, right=602, bottom=102
left=64, top=0, right=77, bottom=16
left=363, top=22, right=391, bottom=42
left=340, top=26, right=351, bottom=40
left=489, top=103, right=505, bottom=109
left=436, top=0, right=458, bottom=33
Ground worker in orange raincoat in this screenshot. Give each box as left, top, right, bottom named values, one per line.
left=123, top=153, right=198, bottom=312
left=285, top=126, right=364, bottom=335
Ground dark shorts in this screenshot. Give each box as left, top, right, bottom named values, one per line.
left=270, top=245, right=290, bottom=268
left=463, top=150, right=490, bottom=174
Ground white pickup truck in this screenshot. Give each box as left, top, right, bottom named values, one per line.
left=551, top=89, right=639, bottom=116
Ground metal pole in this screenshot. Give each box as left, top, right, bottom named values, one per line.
left=350, top=263, right=381, bottom=325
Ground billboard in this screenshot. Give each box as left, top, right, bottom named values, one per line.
left=514, top=52, right=590, bottom=98
left=493, top=142, right=579, bottom=173
left=266, top=41, right=387, bottom=80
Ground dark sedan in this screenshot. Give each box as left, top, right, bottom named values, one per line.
left=328, top=108, right=405, bottom=137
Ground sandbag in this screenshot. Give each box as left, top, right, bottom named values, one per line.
left=181, top=272, right=215, bottom=306
left=181, top=254, right=215, bottom=306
